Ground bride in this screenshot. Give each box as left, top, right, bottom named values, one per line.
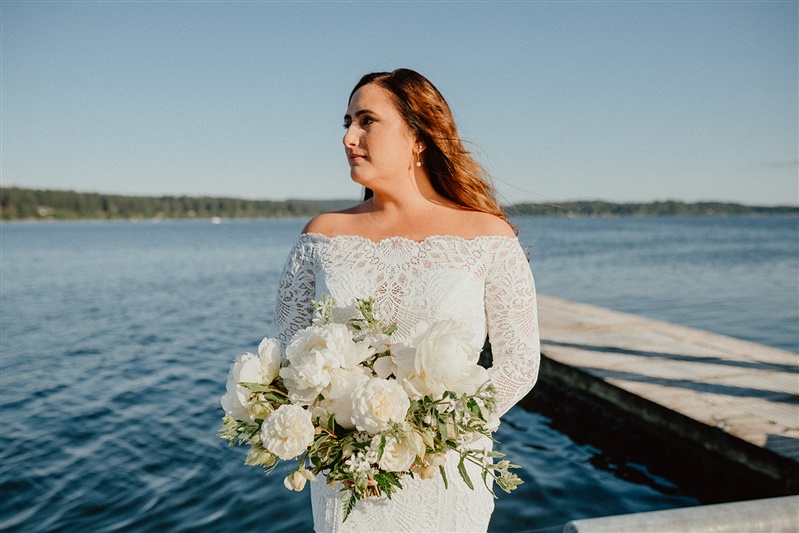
left=272, top=68, right=540, bottom=532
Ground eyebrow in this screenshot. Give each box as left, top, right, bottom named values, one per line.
left=343, top=109, right=375, bottom=121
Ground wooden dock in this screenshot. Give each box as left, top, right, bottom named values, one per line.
left=535, top=295, right=799, bottom=494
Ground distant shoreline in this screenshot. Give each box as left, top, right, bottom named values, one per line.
left=1, top=186, right=797, bottom=221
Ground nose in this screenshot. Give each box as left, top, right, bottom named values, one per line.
left=342, top=125, right=357, bottom=148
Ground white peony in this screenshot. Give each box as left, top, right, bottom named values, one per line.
left=289, top=322, right=373, bottom=369
left=280, top=323, right=375, bottom=406
left=350, top=378, right=410, bottom=434
left=261, top=404, right=315, bottom=460
left=375, top=435, right=417, bottom=473
left=393, top=321, right=489, bottom=399
left=280, top=350, right=336, bottom=405
left=318, top=367, right=370, bottom=429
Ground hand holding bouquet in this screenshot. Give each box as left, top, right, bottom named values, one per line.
left=218, top=297, right=522, bottom=521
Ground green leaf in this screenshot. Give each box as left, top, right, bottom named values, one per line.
left=467, top=398, right=482, bottom=417
left=374, top=471, right=403, bottom=499
left=342, top=493, right=358, bottom=522
left=376, top=434, right=386, bottom=461
left=440, top=465, right=448, bottom=489
left=238, top=381, right=274, bottom=392
left=260, top=392, right=289, bottom=404
left=457, top=456, right=474, bottom=490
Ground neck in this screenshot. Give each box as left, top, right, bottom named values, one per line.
left=367, top=171, right=447, bottom=214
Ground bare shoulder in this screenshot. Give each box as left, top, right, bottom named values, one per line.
left=302, top=204, right=366, bottom=236
left=456, top=210, right=516, bottom=238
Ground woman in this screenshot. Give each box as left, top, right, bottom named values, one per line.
left=273, top=69, right=540, bottom=532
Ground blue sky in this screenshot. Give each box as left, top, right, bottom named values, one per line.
left=2, top=1, right=797, bottom=205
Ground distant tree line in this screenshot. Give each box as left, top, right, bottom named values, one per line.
left=1, top=187, right=796, bottom=221
left=0, top=187, right=357, bottom=221
left=507, top=200, right=798, bottom=217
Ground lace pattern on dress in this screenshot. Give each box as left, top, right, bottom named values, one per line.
left=271, top=233, right=540, bottom=532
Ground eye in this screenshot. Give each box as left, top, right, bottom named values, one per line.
left=360, top=116, right=375, bottom=126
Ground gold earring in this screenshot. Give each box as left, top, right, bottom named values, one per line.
left=416, top=146, right=423, bottom=167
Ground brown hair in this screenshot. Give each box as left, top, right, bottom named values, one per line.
left=350, top=69, right=507, bottom=222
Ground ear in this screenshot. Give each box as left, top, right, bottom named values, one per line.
left=416, top=141, right=426, bottom=153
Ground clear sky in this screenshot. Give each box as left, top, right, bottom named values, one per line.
left=2, top=1, right=797, bottom=206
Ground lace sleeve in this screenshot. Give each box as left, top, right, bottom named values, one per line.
left=484, top=239, right=540, bottom=417
left=272, top=236, right=317, bottom=352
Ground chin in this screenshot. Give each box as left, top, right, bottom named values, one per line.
left=349, top=171, right=370, bottom=188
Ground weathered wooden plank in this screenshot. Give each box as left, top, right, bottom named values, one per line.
left=536, top=295, right=799, bottom=492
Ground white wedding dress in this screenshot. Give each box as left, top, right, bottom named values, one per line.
left=272, top=233, right=540, bottom=533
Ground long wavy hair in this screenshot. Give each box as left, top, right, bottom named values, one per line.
left=350, top=69, right=507, bottom=222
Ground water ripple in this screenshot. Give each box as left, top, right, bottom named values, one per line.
left=2, top=217, right=794, bottom=531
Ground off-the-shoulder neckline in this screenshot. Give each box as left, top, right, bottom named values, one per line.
left=300, top=232, right=519, bottom=245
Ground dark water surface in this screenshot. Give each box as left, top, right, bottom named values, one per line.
left=1, top=216, right=796, bottom=532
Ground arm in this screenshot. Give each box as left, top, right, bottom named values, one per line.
left=484, top=239, right=540, bottom=417
left=272, top=236, right=317, bottom=353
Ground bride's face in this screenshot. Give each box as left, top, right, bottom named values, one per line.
left=343, top=83, right=418, bottom=190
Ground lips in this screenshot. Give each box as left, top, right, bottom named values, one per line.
left=348, top=153, right=367, bottom=165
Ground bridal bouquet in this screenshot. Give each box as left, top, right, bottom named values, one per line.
left=218, top=296, right=522, bottom=521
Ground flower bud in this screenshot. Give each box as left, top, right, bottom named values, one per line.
left=426, top=453, right=446, bottom=467
left=485, top=414, right=500, bottom=432
left=284, top=471, right=308, bottom=491
left=248, top=395, right=273, bottom=420
left=419, top=465, right=436, bottom=480
left=420, top=429, right=435, bottom=448
left=245, top=446, right=275, bottom=467
left=435, top=399, right=455, bottom=413
left=406, top=431, right=426, bottom=459
left=342, top=442, right=356, bottom=458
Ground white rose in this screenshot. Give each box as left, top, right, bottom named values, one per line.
left=261, top=404, right=315, bottom=460
left=258, top=337, right=282, bottom=383
left=350, top=378, right=410, bottom=434
left=220, top=352, right=263, bottom=423
left=376, top=435, right=417, bottom=473
left=318, top=367, right=370, bottom=429
left=394, top=321, right=486, bottom=398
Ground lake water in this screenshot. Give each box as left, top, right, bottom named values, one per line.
left=1, top=216, right=796, bottom=532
